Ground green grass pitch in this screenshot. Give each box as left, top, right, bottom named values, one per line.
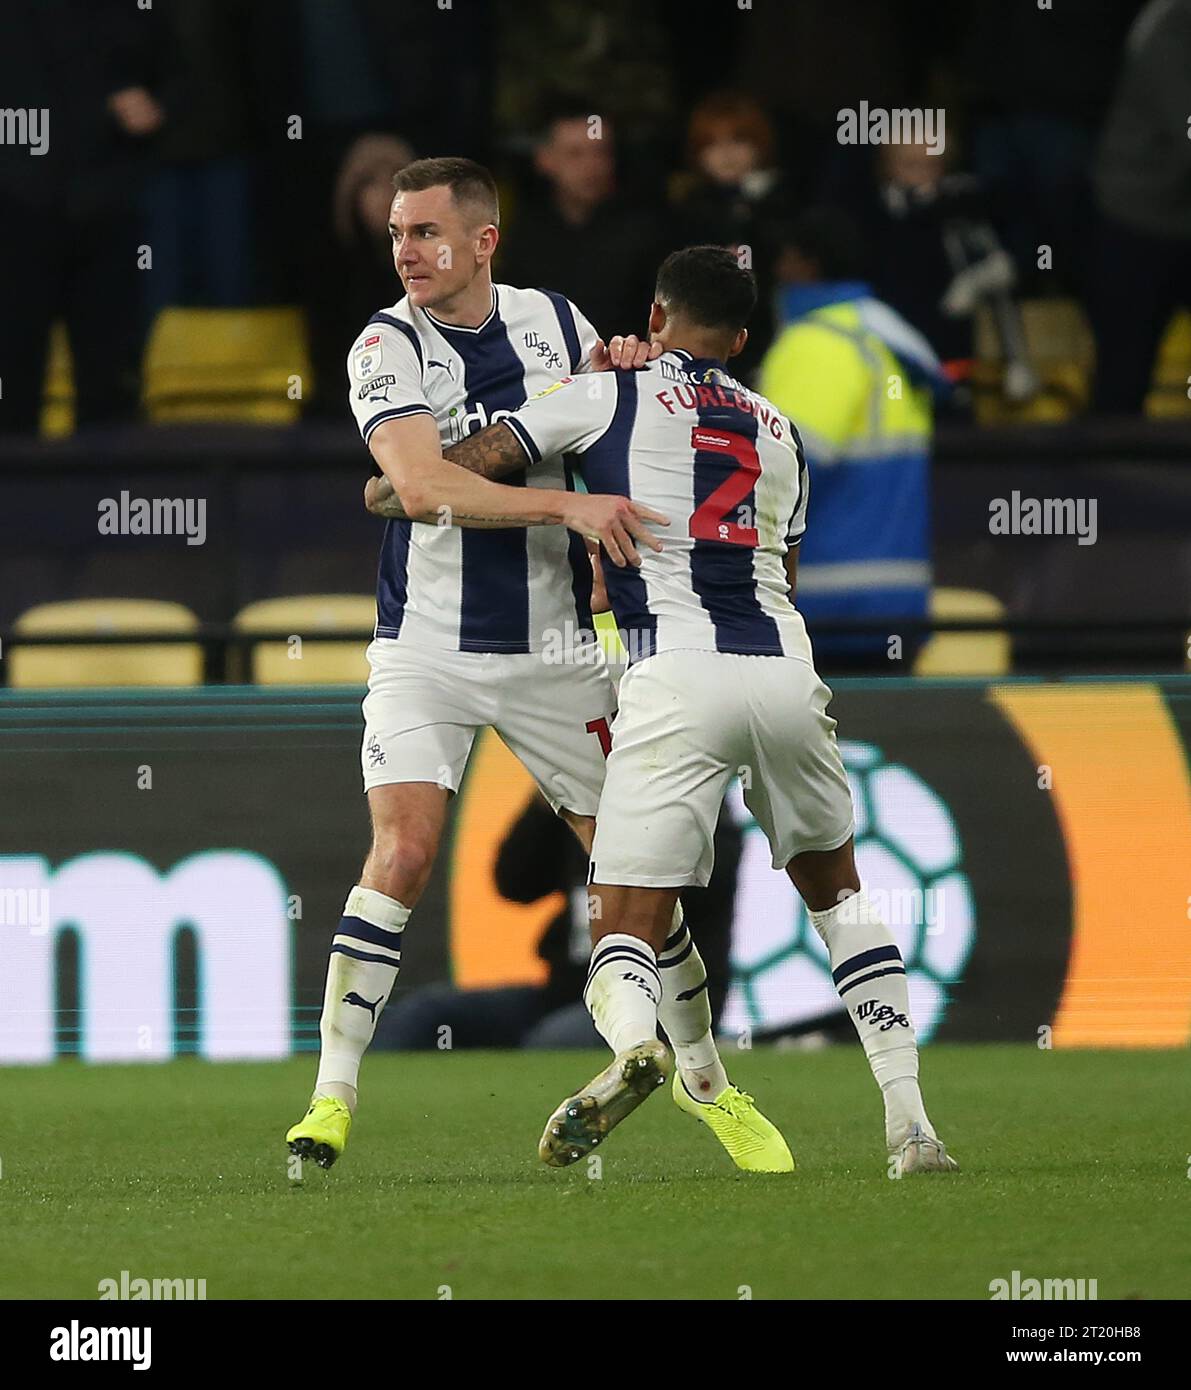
left=2, top=1045, right=1187, bottom=1300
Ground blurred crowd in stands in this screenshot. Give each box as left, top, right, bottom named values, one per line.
left=1, top=0, right=1189, bottom=436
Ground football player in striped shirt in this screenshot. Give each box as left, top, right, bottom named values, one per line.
left=394, top=246, right=958, bottom=1176
left=286, top=162, right=785, bottom=1175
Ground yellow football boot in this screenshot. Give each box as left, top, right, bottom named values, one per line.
left=672, top=1072, right=795, bottom=1172
left=286, top=1095, right=352, bottom=1169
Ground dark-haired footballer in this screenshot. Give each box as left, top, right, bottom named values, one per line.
left=374, top=246, right=959, bottom=1176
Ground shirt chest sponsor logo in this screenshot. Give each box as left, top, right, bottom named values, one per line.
left=358, top=374, right=397, bottom=401
left=523, top=331, right=563, bottom=370
left=352, top=334, right=384, bottom=380
left=445, top=400, right=517, bottom=442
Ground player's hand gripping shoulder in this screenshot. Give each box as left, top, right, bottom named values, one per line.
left=587, top=334, right=661, bottom=372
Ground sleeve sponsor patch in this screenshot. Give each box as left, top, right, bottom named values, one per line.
left=357, top=374, right=397, bottom=399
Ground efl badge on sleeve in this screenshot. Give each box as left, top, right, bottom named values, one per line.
left=353, top=333, right=384, bottom=380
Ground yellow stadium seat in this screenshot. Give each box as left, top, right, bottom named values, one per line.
left=1145, top=310, right=1191, bottom=420
left=914, top=587, right=1010, bottom=677
left=971, top=298, right=1094, bottom=425
left=40, top=322, right=75, bottom=439
left=143, top=307, right=312, bottom=425
left=234, top=596, right=375, bottom=685
left=10, top=599, right=203, bottom=688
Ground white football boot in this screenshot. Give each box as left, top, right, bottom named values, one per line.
left=538, top=1040, right=671, bottom=1167
left=892, top=1122, right=959, bottom=1175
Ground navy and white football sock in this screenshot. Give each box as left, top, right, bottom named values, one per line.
left=658, top=905, right=728, bottom=1102
left=808, top=888, right=934, bottom=1149
left=314, top=885, right=409, bottom=1111
left=584, top=932, right=662, bottom=1055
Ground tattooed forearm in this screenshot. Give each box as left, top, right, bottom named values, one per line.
left=443, top=422, right=529, bottom=480
left=363, top=477, right=539, bottom=527
left=363, top=421, right=536, bottom=526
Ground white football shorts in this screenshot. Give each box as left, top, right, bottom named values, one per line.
left=360, top=639, right=617, bottom=816
left=590, top=649, right=855, bottom=888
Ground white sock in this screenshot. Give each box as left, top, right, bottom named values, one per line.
left=807, top=888, right=933, bottom=1148
left=658, top=904, right=728, bottom=1102
left=583, top=933, right=661, bottom=1055
left=314, top=885, right=410, bottom=1111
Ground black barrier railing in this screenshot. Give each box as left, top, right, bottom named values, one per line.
left=1, top=416, right=1189, bottom=469
left=1, top=420, right=1189, bottom=672
left=2, top=618, right=1190, bottom=645
left=0, top=617, right=1187, bottom=688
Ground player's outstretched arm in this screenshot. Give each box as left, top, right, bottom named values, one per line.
left=367, top=414, right=667, bottom=565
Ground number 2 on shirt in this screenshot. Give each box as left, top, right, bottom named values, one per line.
left=688, top=426, right=760, bottom=547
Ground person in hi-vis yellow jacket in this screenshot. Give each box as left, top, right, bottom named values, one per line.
left=760, top=209, right=948, bottom=668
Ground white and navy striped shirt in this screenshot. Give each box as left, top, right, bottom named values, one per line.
left=505, top=351, right=812, bottom=664
left=348, top=284, right=599, bottom=652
